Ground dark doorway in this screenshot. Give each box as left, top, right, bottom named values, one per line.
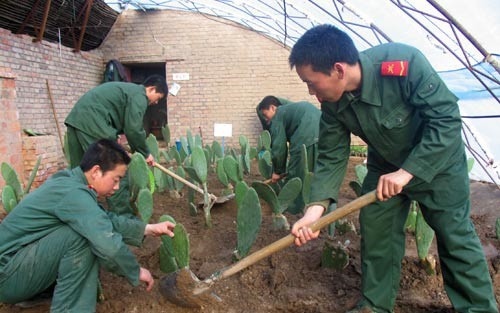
left=127, top=62, right=167, bottom=140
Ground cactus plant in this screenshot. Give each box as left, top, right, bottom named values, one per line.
left=161, top=124, right=171, bottom=146
left=252, top=177, right=302, bottom=230
left=1, top=156, right=41, bottom=213
left=184, top=146, right=213, bottom=227
left=234, top=187, right=262, bottom=259
left=158, top=215, right=190, bottom=273
left=128, top=153, right=154, bottom=222
left=258, top=150, right=273, bottom=180
left=239, top=135, right=251, bottom=174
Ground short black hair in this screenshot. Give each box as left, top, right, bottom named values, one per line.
left=257, top=95, right=281, bottom=111
left=142, top=75, right=168, bottom=96
left=289, top=24, right=359, bottom=75
left=80, top=139, right=131, bottom=173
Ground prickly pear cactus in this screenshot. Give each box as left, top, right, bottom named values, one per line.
left=1, top=162, right=23, bottom=201
left=172, top=223, right=190, bottom=269
left=223, top=155, right=242, bottom=184
left=258, top=150, right=273, bottom=180
left=258, top=130, right=271, bottom=151
left=235, top=188, right=261, bottom=259
left=212, top=140, right=223, bottom=159
left=405, top=201, right=418, bottom=233
left=496, top=217, right=500, bottom=239
left=277, top=177, right=302, bottom=213
left=146, top=133, right=160, bottom=161
left=128, top=153, right=150, bottom=196
left=159, top=215, right=181, bottom=273
left=161, top=125, right=171, bottom=146
left=239, top=135, right=251, bottom=174
left=137, top=188, right=153, bottom=223
left=348, top=164, right=367, bottom=197
left=235, top=181, right=249, bottom=208
left=168, top=146, right=181, bottom=166
left=1, top=185, right=17, bottom=213
left=415, top=205, right=436, bottom=274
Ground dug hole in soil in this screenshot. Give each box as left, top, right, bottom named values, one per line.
left=1, top=156, right=499, bottom=313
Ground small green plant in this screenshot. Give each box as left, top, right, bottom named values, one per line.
left=252, top=177, right=302, bottom=231
left=1, top=157, right=41, bottom=213
left=183, top=146, right=213, bottom=227
left=128, top=153, right=154, bottom=223
left=158, top=215, right=190, bottom=273
left=234, top=184, right=262, bottom=259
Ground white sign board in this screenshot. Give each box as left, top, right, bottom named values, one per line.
left=214, top=123, right=233, bottom=137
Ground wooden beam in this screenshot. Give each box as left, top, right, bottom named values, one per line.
left=35, top=0, right=52, bottom=43
left=75, top=0, right=94, bottom=52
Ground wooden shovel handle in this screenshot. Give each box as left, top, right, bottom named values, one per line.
left=219, top=190, right=377, bottom=280
left=154, top=162, right=216, bottom=200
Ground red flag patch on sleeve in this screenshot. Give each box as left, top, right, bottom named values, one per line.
left=381, top=60, right=408, bottom=76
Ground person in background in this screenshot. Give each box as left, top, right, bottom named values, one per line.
left=257, top=95, right=321, bottom=213
left=65, top=75, right=168, bottom=215
left=289, top=24, right=498, bottom=313
left=0, top=139, right=176, bottom=312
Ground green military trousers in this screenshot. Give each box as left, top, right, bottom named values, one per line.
left=0, top=226, right=99, bottom=312
left=286, top=142, right=318, bottom=214
left=66, top=126, right=134, bottom=216
left=358, top=154, right=498, bottom=313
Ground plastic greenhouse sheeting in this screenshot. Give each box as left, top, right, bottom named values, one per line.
left=105, top=0, right=499, bottom=184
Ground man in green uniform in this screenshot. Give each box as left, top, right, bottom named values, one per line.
left=0, top=139, right=176, bottom=312
left=289, top=25, right=498, bottom=312
left=257, top=95, right=321, bottom=213
left=65, top=75, right=168, bottom=215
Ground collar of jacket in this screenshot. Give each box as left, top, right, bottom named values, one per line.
left=335, top=53, right=382, bottom=113
left=72, top=166, right=98, bottom=197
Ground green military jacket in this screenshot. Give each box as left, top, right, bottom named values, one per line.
left=65, top=82, right=150, bottom=157
left=269, top=100, right=321, bottom=174
left=310, top=42, right=463, bottom=204
left=0, top=167, right=146, bottom=286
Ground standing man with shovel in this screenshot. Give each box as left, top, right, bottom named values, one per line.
left=289, top=25, right=498, bottom=313
left=65, top=75, right=168, bottom=215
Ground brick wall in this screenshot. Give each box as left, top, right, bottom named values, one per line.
left=99, top=10, right=320, bottom=147
left=0, top=28, right=104, bottom=190
left=0, top=69, right=23, bottom=190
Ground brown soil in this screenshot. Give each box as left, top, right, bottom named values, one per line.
left=1, top=157, right=499, bottom=313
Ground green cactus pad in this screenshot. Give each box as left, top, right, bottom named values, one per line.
left=354, top=164, right=368, bottom=184
left=137, top=188, right=153, bottom=223
left=259, top=130, right=271, bottom=150
left=2, top=185, right=18, bottom=213
left=159, top=246, right=178, bottom=273
left=236, top=188, right=262, bottom=258
left=258, top=150, right=273, bottom=179
left=216, top=159, right=229, bottom=187
left=168, top=146, right=181, bottom=165
left=415, top=206, right=435, bottom=261
left=212, top=140, right=223, bottom=159
left=1, top=162, right=23, bottom=201
left=277, top=177, right=302, bottom=213
left=146, top=133, right=160, bottom=160
left=404, top=202, right=418, bottom=233
left=223, top=155, right=240, bottom=184
left=161, top=125, right=171, bottom=145
left=235, top=181, right=249, bottom=207
left=174, top=167, right=186, bottom=191
left=172, top=224, right=190, bottom=268
left=302, top=171, right=313, bottom=204
left=191, top=146, right=208, bottom=183
left=128, top=153, right=150, bottom=193
left=24, top=156, right=41, bottom=195
left=251, top=181, right=279, bottom=213
left=186, top=129, right=194, bottom=151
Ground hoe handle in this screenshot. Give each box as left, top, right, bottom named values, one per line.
left=154, top=162, right=216, bottom=200
left=219, top=190, right=377, bottom=280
